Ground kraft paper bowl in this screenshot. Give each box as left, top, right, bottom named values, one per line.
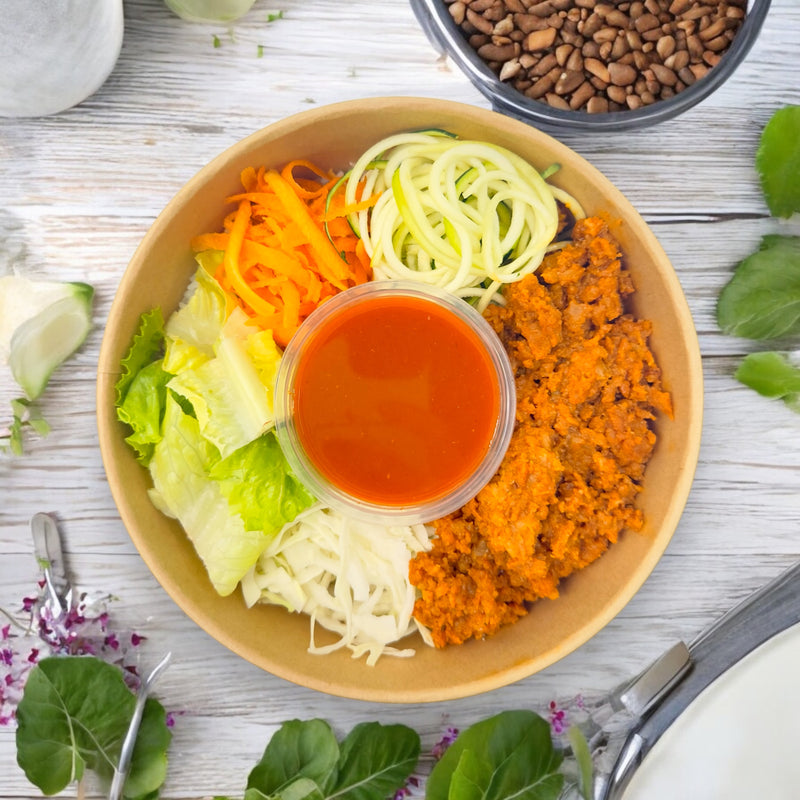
left=97, top=97, right=703, bottom=702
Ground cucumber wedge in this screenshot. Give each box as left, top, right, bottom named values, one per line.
left=4, top=280, right=94, bottom=400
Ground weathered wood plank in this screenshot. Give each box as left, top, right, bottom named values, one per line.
left=2, top=0, right=799, bottom=795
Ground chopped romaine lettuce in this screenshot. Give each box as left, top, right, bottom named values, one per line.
left=210, top=433, right=315, bottom=533
left=115, top=308, right=165, bottom=404
left=164, top=259, right=229, bottom=370
left=148, top=394, right=270, bottom=596
left=116, top=359, right=173, bottom=464
left=116, top=270, right=310, bottom=597
left=167, top=304, right=279, bottom=459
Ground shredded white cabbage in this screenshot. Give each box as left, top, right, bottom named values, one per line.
left=241, top=506, right=434, bottom=665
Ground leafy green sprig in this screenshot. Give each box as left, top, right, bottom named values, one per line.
left=716, top=105, right=800, bottom=404
left=1, top=397, right=50, bottom=455
left=12, top=659, right=594, bottom=800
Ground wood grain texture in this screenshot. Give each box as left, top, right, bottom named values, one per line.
left=2, top=0, right=800, bottom=795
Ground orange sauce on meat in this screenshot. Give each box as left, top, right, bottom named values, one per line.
left=294, top=294, right=500, bottom=506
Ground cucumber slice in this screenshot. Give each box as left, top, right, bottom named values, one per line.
left=6, top=282, right=93, bottom=400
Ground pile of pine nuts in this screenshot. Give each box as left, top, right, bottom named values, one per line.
left=444, top=0, right=746, bottom=113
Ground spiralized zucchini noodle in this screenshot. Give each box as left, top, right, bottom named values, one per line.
left=344, top=130, right=585, bottom=312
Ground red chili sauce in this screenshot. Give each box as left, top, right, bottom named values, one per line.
left=294, top=294, right=500, bottom=506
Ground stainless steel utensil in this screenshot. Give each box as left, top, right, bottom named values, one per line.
left=108, top=651, right=172, bottom=800
left=594, top=559, right=800, bottom=800
left=30, top=512, right=72, bottom=619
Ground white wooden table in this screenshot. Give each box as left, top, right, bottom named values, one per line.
left=1, top=0, right=799, bottom=796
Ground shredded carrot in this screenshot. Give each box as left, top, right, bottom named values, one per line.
left=190, top=159, right=379, bottom=348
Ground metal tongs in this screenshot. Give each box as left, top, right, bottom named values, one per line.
left=592, top=559, right=800, bottom=799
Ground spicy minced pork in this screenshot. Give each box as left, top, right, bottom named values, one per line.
left=409, top=216, right=673, bottom=648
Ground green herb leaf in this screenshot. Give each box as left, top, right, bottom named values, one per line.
left=330, top=721, right=420, bottom=799
left=1, top=397, right=49, bottom=455
left=716, top=235, right=800, bottom=339
left=567, top=726, right=593, bottom=800
left=246, top=719, right=419, bottom=800
left=446, top=749, right=492, bottom=800
left=15, top=656, right=171, bottom=799
left=247, top=719, right=339, bottom=796
left=735, top=351, right=800, bottom=412
left=756, top=105, right=800, bottom=218
left=276, top=777, right=325, bottom=800
left=425, top=710, right=563, bottom=800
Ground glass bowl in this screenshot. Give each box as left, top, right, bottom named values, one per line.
left=274, top=280, right=516, bottom=525
left=410, top=0, right=771, bottom=132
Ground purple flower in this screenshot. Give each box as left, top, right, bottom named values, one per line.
left=432, top=726, right=459, bottom=760
left=548, top=700, right=567, bottom=735
left=1, top=582, right=151, bottom=726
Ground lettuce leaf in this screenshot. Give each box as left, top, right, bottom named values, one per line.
left=148, top=394, right=269, bottom=596
left=211, top=433, right=315, bottom=533
left=115, top=308, right=165, bottom=405
left=116, top=359, right=173, bottom=465
left=163, top=260, right=229, bottom=374
left=167, top=308, right=278, bottom=459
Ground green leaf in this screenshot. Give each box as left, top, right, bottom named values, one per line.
left=117, top=358, right=173, bottom=465
left=716, top=235, right=800, bottom=339
left=735, top=351, right=800, bottom=412
left=210, top=433, right=316, bottom=534
left=446, top=749, right=492, bottom=800
left=147, top=394, right=269, bottom=596
left=1, top=397, right=50, bottom=455
left=426, top=711, right=563, bottom=800
left=15, top=656, right=171, bottom=799
left=567, top=726, right=593, bottom=800
left=115, top=308, right=166, bottom=405
left=756, top=105, right=800, bottom=218
left=247, top=719, right=339, bottom=796
left=328, top=721, right=421, bottom=800
left=277, top=778, right=326, bottom=800
left=166, top=308, right=277, bottom=459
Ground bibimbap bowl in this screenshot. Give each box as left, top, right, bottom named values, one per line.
left=97, top=97, right=703, bottom=702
